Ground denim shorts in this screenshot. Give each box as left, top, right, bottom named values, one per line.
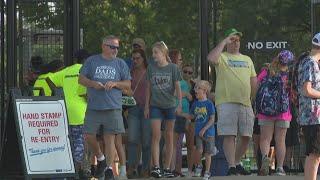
left=150, top=106, right=176, bottom=121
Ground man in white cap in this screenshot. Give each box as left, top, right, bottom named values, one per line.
left=297, top=32, right=320, bottom=180
left=125, top=38, right=146, bottom=69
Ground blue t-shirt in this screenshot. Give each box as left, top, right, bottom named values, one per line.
left=80, top=54, right=131, bottom=110
left=190, top=99, right=216, bottom=138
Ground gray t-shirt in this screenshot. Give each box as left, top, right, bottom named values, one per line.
left=146, top=63, right=182, bottom=108
left=80, top=54, right=131, bottom=110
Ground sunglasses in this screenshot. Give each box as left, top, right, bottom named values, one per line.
left=183, top=70, right=193, bottom=75
left=105, top=44, right=119, bottom=50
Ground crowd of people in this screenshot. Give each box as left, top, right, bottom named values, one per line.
left=25, top=28, right=320, bottom=180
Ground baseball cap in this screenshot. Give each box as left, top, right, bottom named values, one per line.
left=312, top=32, right=320, bottom=46
left=132, top=38, right=146, bottom=50
left=278, top=50, right=294, bottom=65
left=224, top=28, right=243, bottom=37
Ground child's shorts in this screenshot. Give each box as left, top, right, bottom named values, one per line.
left=195, top=136, right=218, bottom=155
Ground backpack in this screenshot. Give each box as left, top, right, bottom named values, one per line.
left=255, top=71, right=289, bottom=116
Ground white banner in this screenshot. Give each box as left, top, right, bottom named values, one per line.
left=15, top=100, right=75, bottom=175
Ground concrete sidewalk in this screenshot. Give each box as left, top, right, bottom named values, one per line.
left=129, top=175, right=305, bottom=179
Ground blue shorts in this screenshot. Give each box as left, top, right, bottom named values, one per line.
left=150, top=106, right=176, bottom=121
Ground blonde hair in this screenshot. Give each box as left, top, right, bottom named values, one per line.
left=152, top=41, right=171, bottom=62
left=195, top=80, right=212, bottom=93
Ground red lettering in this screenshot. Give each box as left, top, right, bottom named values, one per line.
left=22, top=113, right=39, bottom=120
left=31, top=136, right=38, bottom=143
left=38, top=129, right=50, bottom=135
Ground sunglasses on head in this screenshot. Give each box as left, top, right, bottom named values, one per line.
left=183, top=70, right=193, bottom=75
left=105, top=44, right=119, bottom=50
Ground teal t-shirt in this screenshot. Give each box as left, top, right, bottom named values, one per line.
left=146, top=63, right=182, bottom=108
left=176, top=80, right=191, bottom=113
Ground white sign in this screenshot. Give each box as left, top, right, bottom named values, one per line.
left=246, top=41, right=289, bottom=50
left=15, top=100, right=75, bottom=175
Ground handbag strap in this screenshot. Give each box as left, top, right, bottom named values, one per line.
left=132, top=71, right=146, bottom=94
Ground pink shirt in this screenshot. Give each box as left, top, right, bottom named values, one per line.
left=256, top=68, right=292, bottom=121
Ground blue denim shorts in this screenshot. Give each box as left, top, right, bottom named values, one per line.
left=150, top=106, right=176, bottom=121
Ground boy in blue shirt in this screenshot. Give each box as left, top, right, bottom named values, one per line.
left=188, top=80, right=217, bottom=180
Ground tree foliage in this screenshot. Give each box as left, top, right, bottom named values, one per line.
left=19, top=0, right=312, bottom=72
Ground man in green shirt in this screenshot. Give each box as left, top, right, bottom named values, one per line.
left=47, top=49, right=90, bottom=178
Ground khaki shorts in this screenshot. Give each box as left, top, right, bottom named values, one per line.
left=258, top=119, right=290, bottom=128
left=217, top=103, right=254, bottom=137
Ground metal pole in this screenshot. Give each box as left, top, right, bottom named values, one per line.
left=64, top=0, right=72, bottom=66
left=200, top=0, right=209, bottom=80
left=7, top=0, right=17, bottom=88
left=72, top=0, right=80, bottom=55
left=0, top=0, right=4, bottom=167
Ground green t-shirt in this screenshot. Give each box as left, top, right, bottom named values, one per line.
left=48, top=64, right=87, bottom=125
left=146, top=63, right=182, bottom=108
left=33, top=73, right=53, bottom=96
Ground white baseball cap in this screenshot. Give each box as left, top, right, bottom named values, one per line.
left=312, top=32, right=320, bottom=46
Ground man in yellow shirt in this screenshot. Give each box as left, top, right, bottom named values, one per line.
left=33, top=59, right=64, bottom=96
left=207, top=28, right=258, bottom=176
left=47, top=49, right=90, bottom=179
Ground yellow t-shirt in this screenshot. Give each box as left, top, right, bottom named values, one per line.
left=48, top=64, right=87, bottom=125
left=214, top=52, right=256, bottom=107
left=33, top=73, right=53, bottom=96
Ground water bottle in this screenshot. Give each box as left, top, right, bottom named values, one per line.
left=243, top=158, right=251, bottom=172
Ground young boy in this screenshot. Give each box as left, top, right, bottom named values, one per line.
left=188, top=80, right=216, bottom=180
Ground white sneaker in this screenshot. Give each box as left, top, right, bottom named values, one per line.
left=117, top=174, right=128, bottom=179
left=203, top=172, right=211, bottom=180
left=194, top=165, right=202, bottom=177
left=186, top=171, right=194, bottom=177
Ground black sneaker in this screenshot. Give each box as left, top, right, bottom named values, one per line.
left=172, top=170, right=185, bottom=177
left=78, top=168, right=90, bottom=180
left=227, top=167, right=238, bottom=176
left=150, top=166, right=162, bottom=178
left=162, top=168, right=175, bottom=178
left=236, top=164, right=251, bottom=175
left=104, top=168, right=115, bottom=180
left=95, top=159, right=107, bottom=178
left=90, top=165, right=97, bottom=177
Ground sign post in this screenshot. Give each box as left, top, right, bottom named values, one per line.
left=9, top=88, right=75, bottom=179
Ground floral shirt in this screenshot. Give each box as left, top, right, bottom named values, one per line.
left=297, top=56, right=320, bottom=125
